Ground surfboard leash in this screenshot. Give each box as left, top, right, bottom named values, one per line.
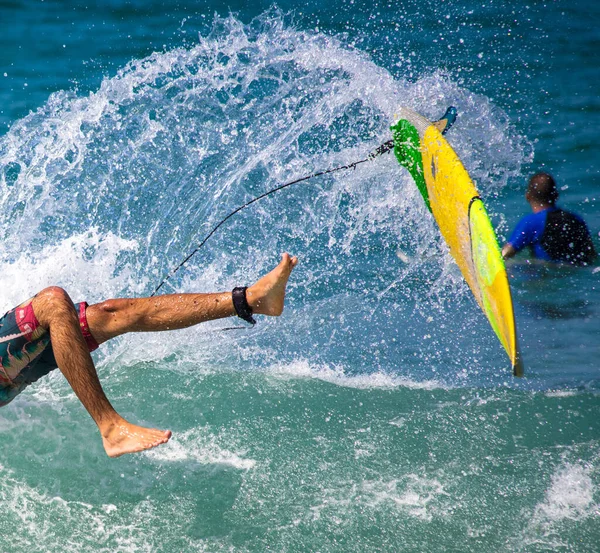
left=151, top=139, right=395, bottom=297
left=151, top=106, right=458, bottom=297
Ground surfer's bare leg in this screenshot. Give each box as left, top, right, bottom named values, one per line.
left=31, top=287, right=172, bottom=458
left=86, top=253, right=298, bottom=344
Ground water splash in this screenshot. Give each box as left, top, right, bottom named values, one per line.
left=0, top=12, right=530, bottom=382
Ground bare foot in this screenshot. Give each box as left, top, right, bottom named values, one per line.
left=246, top=253, right=298, bottom=316
left=101, top=418, right=172, bottom=458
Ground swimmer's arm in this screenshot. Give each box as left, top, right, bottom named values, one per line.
left=504, top=214, right=536, bottom=260
left=502, top=243, right=517, bottom=260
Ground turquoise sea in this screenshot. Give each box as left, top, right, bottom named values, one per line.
left=1, top=1, right=599, bottom=551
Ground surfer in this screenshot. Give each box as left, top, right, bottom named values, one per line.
left=502, top=172, right=596, bottom=265
left=0, top=253, right=298, bottom=458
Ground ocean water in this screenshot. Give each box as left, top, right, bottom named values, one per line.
left=0, top=1, right=599, bottom=551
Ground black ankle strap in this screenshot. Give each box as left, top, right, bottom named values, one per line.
left=232, top=287, right=256, bottom=325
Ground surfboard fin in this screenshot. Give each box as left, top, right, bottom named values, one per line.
left=433, top=106, right=458, bottom=135
left=512, top=338, right=525, bottom=377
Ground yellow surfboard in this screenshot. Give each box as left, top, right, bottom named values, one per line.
left=391, top=107, right=523, bottom=376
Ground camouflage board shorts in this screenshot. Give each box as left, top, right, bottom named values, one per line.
left=0, top=298, right=98, bottom=406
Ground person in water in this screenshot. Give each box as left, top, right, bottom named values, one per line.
left=0, top=253, right=298, bottom=458
left=502, top=172, right=596, bottom=265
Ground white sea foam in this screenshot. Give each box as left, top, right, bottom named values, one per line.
left=310, top=474, right=451, bottom=524
left=144, top=426, right=256, bottom=470
left=360, top=475, right=451, bottom=521
left=265, top=358, right=443, bottom=390
left=0, top=229, right=139, bottom=312
left=514, top=459, right=599, bottom=551
left=536, top=462, right=596, bottom=522
left=0, top=466, right=143, bottom=552
left=545, top=389, right=578, bottom=398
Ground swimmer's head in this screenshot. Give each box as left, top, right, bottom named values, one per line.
left=526, top=172, right=559, bottom=206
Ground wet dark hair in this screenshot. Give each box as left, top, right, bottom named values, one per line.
left=526, top=172, right=559, bottom=205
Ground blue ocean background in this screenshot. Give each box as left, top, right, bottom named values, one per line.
left=1, top=1, right=599, bottom=551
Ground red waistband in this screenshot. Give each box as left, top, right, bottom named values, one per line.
left=16, top=300, right=99, bottom=352
left=78, top=302, right=99, bottom=352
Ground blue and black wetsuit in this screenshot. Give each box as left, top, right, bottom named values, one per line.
left=508, top=206, right=596, bottom=265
